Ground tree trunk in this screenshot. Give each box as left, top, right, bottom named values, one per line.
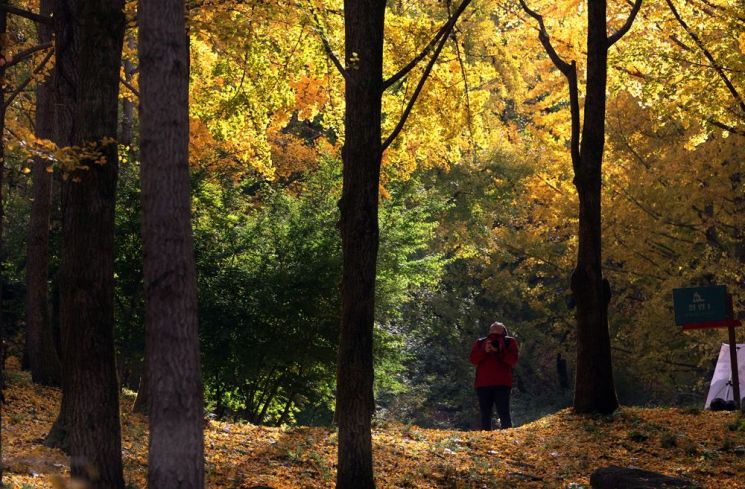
left=336, top=1, right=386, bottom=488
left=131, top=360, right=148, bottom=414
left=138, top=0, right=205, bottom=487
left=277, top=390, right=296, bottom=426
left=46, top=2, right=126, bottom=489
left=571, top=0, right=618, bottom=414
left=120, top=34, right=135, bottom=148
left=26, top=0, right=61, bottom=387
left=0, top=5, right=6, bottom=484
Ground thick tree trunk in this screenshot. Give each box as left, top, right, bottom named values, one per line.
left=26, top=0, right=61, bottom=387
left=138, top=0, right=205, bottom=487
left=571, top=0, right=618, bottom=414
left=336, top=2, right=386, bottom=488
left=46, top=2, right=126, bottom=488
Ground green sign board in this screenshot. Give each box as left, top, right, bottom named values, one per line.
left=672, top=285, right=729, bottom=326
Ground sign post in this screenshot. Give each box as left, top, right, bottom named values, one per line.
left=673, top=285, right=742, bottom=410
left=726, top=320, right=740, bottom=410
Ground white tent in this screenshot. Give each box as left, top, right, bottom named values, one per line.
left=705, top=343, right=745, bottom=408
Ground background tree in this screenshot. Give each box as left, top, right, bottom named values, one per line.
left=25, top=0, right=60, bottom=387
left=45, top=1, right=126, bottom=488
left=519, top=0, right=642, bottom=414
left=138, top=0, right=204, bottom=486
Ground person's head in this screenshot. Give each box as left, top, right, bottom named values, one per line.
left=489, top=321, right=507, bottom=336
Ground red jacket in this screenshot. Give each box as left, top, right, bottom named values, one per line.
left=469, top=335, right=519, bottom=387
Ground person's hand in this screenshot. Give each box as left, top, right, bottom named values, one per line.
left=484, top=341, right=496, bottom=353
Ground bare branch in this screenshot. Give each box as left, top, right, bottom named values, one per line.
left=120, top=76, right=139, bottom=98
left=383, top=27, right=447, bottom=92
left=451, top=29, right=475, bottom=156
left=319, top=36, right=345, bottom=79
left=3, top=49, right=53, bottom=110
left=519, top=0, right=580, bottom=163
left=607, top=0, right=643, bottom=47
left=382, top=25, right=452, bottom=151
left=567, top=65, right=580, bottom=165
left=0, top=4, right=52, bottom=24
left=307, top=0, right=346, bottom=80
left=702, top=116, right=745, bottom=137
left=383, top=0, right=473, bottom=91
left=447, top=0, right=475, bottom=156
left=5, top=42, right=52, bottom=68
left=665, top=0, right=745, bottom=116
left=518, top=0, right=573, bottom=75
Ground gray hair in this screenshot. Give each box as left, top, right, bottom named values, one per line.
left=490, top=321, right=508, bottom=335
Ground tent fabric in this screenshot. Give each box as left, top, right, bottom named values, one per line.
left=705, top=343, right=745, bottom=408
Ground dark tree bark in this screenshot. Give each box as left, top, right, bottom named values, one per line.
left=520, top=0, right=642, bottom=414
left=26, top=0, right=61, bottom=388
left=336, top=2, right=386, bottom=488
left=556, top=353, right=569, bottom=389
left=571, top=0, right=617, bottom=415
left=44, top=1, right=126, bottom=488
left=131, top=358, right=148, bottom=414
left=138, top=0, right=205, bottom=487
left=120, top=34, right=135, bottom=148
left=0, top=5, right=6, bottom=485
left=334, top=2, right=472, bottom=486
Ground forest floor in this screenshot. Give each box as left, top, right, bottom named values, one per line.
left=2, top=361, right=744, bottom=489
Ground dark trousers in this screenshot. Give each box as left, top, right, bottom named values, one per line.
left=476, top=385, right=512, bottom=430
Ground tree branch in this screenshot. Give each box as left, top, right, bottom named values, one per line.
left=307, top=0, right=346, bottom=80
left=519, top=0, right=580, bottom=164
left=120, top=76, right=139, bottom=98
left=704, top=117, right=745, bottom=136
left=665, top=0, right=745, bottom=116
left=449, top=2, right=475, bottom=156
left=3, top=49, right=52, bottom=110
left=567, top=65, right=580, bottom=165
left=382, top=0, right=473, bottom=91
left=5, top=42, right=52, bottom=68
left=0, top=4, right=51, bottom=24
left=607, top=0, right=643, bottom=47
left=518, top=0, right=573, bottom=75
left=381, top=21, right=452, bottom=151
left=674, top=101, right=745, bottom=137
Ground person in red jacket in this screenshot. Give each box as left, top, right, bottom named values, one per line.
left=469, top=321, right=519, bottom=430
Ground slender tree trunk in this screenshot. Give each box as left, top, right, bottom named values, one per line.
left=256, top=380, right=281, bottom=424
left=277, top=390, right=296, bottom=426
left=733, top=171, right=744, bottom=319
left=0, top=5, right=6, bottom=485
left=571, top=0, right=618, bottom=414
left=26, top=0, right=61, bottom=387
left=131, top=358, right=148, bottom=414
left=336, top=2, right=386, bottom=488
left=45, top=2, right=126, bottom=489
left=120, top=34, right=135, bottom=148
left=138, top=0, right=204, bottom=487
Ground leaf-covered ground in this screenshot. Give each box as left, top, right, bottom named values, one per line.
left=3, top=365, right=744, bottom=489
